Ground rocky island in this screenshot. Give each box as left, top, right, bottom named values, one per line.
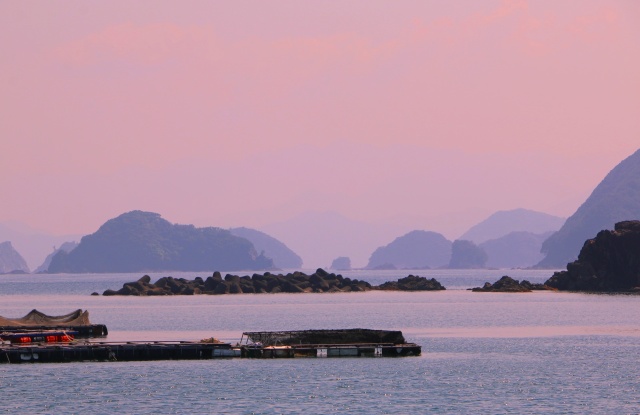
left=48, top=211, right=274, bottom=273
left=544, top=220, right=640, bottom=292
left=102, top=269, right=446, bottom=296
left=471, top=276, right=553, bottom=292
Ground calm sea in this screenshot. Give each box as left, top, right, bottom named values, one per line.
left=0, top=269, right=639, bottom=414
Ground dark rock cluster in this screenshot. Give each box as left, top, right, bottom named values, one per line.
left=103, top=269, right=373, bottom=296
left=375, top=275, right=445, bottom=291
left=544, top=220, right=640, bottom=292
left=471, top=276, right=553, bottom=292
left=102, top=269, right=449, bottom=296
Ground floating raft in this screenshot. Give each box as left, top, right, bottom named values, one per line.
left=242, top=343, right=421, bottom=358
left=0, top=341, right=238, bottom=364
left=0, top=329, right=421, bottom=364
left=240, top=329, right=421, bottom=358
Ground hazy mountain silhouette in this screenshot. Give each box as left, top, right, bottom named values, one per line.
left=229, top=227, right=302, bottom=269
left=34, top=241, right=79, bottom=273
left=0, top=222, right=81, bottom=270
left=448, top=240, right=488, bottom=269
left=479, top=231, right=553, bottom=269
left=459, top=208, right=565, bottom=244
left=47, top=211, right=273, bottom=273
left=330, top=256, right=352, bottom=270
left=260, top=211, right=412, bottom=269
left=0, top=241, right=30, bottom=273
left=537, top=149, right=640, bottom=268
left=366, top=230, right=452, bottom=269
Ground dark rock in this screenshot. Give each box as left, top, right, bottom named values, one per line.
left=214, top=282, right=230, bottom=294
left=376, top=275, right=445, bottom=291
left=204, top=276, right=219, bottom=291
left=90, top=292, right=99, bottom=296
left=470, top=276, right=552, bottom=292
left=229, top=283, right=243, bottom=294
left=315, top=268, right=329, bottom=277
left=544, top=220, right=640, bottom=292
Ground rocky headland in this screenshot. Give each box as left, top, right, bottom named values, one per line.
left=536, top=148, right=640, bottom=268
left=102, top=269, right=446, bottom=296
left=471, top=275, right=554, bottom=292
left=544, top=220, right=640, bottom=292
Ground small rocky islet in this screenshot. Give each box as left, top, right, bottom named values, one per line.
left=470, top=276, right=554, bottom=292
left=101, top=269, right=446, bottom=296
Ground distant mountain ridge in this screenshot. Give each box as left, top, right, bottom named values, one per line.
left=537, top=149, right=640, bottom=268
left=35, top=241, right=79, bottom=273
left=47, top=211, right=273, bottom=273
left=459, top=208, right=565, bottom=243
left=479, top=231, right=553, bottom=269
left=366, top=208, right=563, bottom=270
left=366, top=230, right=452, bottom=269
left=0, top=241, right=30, bottom=273
left=261, top=211, right=412, bottom=269
left=229, top=227, right=302, bottom=269
left=0, top=222, right=81, bottom=271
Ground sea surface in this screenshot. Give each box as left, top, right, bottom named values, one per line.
left=0, top=269, right=639, bottom=414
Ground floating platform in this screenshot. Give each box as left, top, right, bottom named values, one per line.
left=239, top=329, right=421, bottom=358
left=242, top=343, right=421, bottom=358
left=0, top=341, right=238, bottom=364
left=0, top=328, right=421, bottom=364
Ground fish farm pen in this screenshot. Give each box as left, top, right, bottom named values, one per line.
left=0, top=311, right=420, bottom=364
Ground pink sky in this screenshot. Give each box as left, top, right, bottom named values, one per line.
left=1, top=0, right=638, bottom=238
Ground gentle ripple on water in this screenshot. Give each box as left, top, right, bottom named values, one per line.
left=0, top=271, right=639, bottom=414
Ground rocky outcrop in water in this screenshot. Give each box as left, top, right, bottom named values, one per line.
left=103, top=269, right=372, bottom=296
left=544, top=221, right=640, bottom=292
left=471, top=276, right=553, bottom=292
left=375, top=275, right=445, bottom=291
left=102, top=269, right=447, bottom=295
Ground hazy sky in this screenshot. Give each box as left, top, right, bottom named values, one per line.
left=1, top=0, right=638, bottom=238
